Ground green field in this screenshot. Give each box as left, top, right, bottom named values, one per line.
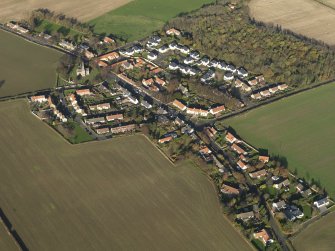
left=0, top=99, right=251, bottom=251
left=89, top=0, right=215, bottom=41
left=0, top=30, right=62, bottom=98
left=224, top=83, right=335, bottom=197
left=292, top=212, right=335, bottom=251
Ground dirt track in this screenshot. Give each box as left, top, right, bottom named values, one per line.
left=0, top=0, right=132, bottom=22
left=249, top=0, right=335, bottom=45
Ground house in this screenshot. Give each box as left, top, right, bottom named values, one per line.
left=204, top=127, right=217, bottom=138
left=269, top=86, right=279, bottom=94
left=84, top=50, right=95, bottom=59
left=236, top=211, right=254, bottom=221
left=158, top=45, right=169, bottom=53
left=99, top=51, right=119, bottom=62
left=235, top=78, right=245, bottom=88
left=284, top=205, right=304, bottom=221
left=111, top=124, right=136, bottom=134
left=224, top=72, right=234, bottom=81
left=76, top=89, right=91, bottom=96
left=121, top=61, right=134, bottom=70
left=260, top=90, right=271, bottom=97
left=208, top=59, right=219, bottom=68
left=142, top=78, right=154, bottom=87
left=85, top=117, right=106, bottom=125
left=251, top=92, right=262, bottom=100
left=209, top=105, right=226, bottom=115
left=296, top=183, right=305, bottom=193
left=218, top=61, right=227, bottom=70
left=155, top=77, right=166, bottom=87
left=184, top=57, right=194, bottom=65
left=30, top=95, right=47, bottom=103
left=95, top=103, right=111, bottom=111
left=141, top=100, right=152, bottom=109
left=248, top=79, right=258, bottom=86
left=96, top=127, right=110, bottom=135
left=172, top=99, right=187, bottom=111
left=231, top=143, right=247, bottom=155
left=249, top=169, right=267, bottom=179
left=103, top=36, right=115, bottom=44
left=169, top=61, right=179, bottom=70
left=98, top=60, right=108, bottom=68
left=181, top=125, right=194, bottom=135
left=272, top=200, right=287, bottom=211
left=240, top=83, right=251, bottom=92
left=76, top=61, right=89, bottom=77
left=221, top=184, right=240, bottom=195
left=147, top=51, right=158, bottom=60
left=273, top=179, right=290, bottom=189
left=186, top=107, right=208, bottom=117
left=106, top=114, right=123, bottom=121
left=200, top=56, right=210, bottom=66
left=166, top=28, right=181, bottom=36
left=199, top=146, right=212, bottom=155
left=259, top=155, right=270, bottom=163
left=278, top=84, right=288, bottom=91
left=225, top=132, right=237, bottom=144
left=169, top=41, right=178, bottom=50
left=200, top=70, right=215, bottom=82
left=240, top=154, right=248, bottom=162
left=314, top=197, right=329, bottom=208
left=158, top=136, right=173, bottom=144
left=59, top=40, right=75, bottom=51
left=254, top=229, right=272, bottom=245
left=237, top=160, right=249, bottom=171
left=128, top=95, right=139, bottom=104
left=255, top=75, right=266, bottom=85
left=237, top=67, right=248, bottom=78
left=180, top=46, right=190, bottom=54
left=226, top=64, right=236, bottom=72
left=190, top=51, right=200, bottom=60
left=301, top=188, right=312, bottom=198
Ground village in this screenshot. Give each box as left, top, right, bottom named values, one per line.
left=6, top=16, right=332, bottom=250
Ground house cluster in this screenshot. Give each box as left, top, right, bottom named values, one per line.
left=251, top=84, right=289, bottom=100
left=58, top=40, right=76, bottom=51
left=172, top=99, right=226, bottom=117
left=6, top=22, right=29, bottom=33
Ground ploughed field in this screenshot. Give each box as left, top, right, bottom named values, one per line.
left=90, top=0, right=215, bottom=41
left=249, top=0, right=335, bottom=45
left=0, top=99, right=251, bottom=251
left=0, top=30, right=62, bottom=98
left=292, top=212, right=335, bottom=251
left=0, top=0, right=132, bottom=22
left=224, top=83, right=335, bottom=197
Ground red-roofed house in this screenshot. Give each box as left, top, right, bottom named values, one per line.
left=259, top=155, right=270, bottom=163
left=253, top=229, right=272, bottom=245
left=106, top=114, right=123, bottom=121
left=225, top=132, right=237, bottom=144
left=166, top=28, right=181, bottom=36
left=30, top=95, right=47, bottom=103
left=209, top=105, right=226, bottom=115
left=76, top=89, right=91, bottom=96
left=172, top=99, right=187, bottom=111
left=158, top=136, right=173, bottom=144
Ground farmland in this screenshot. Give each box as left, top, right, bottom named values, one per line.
left=90, top=0, right=215, bottom=41
left=0, top=224, right=17, bottom=251
left=292, top=212, right=335, bottom=251
left=0, top=0, right=132, bottom=22
left=249, top=0, right=335, bottom=45
left=0, top=30, right=62, bottom=98
left=0, top=99, right=251, bottom=251
left=224, top=82, right=335, bottom=197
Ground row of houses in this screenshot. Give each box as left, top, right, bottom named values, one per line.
left=251, top=84, right=289, bottom=100
left=172, top=99, right=225, bottom=117
left=6, top=22, right=29, bottom=33
left=95, top=124, right=136, bottom=135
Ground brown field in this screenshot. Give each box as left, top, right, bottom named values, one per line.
left=0, top=99, right=252, bottom=251
left=0, top=0, right=132, bottom=22
left=0, top=224, right=17, bottom=251
left=249, top=0, right=335, bottom=45
left=292, top=212, right=335, bottom=251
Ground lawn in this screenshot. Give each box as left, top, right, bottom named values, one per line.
left=0, top=99, right=252, bottom=251
left=292, top=212, right=335, bottom=251
left=0, top=30, right=62, bottom=98
left=224, top=83, right=335, bottom=197
left=89, top=0, right=215, bottom=41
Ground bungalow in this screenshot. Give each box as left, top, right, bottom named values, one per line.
left=260, top=90, right=271, bottom=97
left=142, top=78, right=154, bottom=87
left=103, top=36, right=115, bottom=44
left=85, top=117, right=106, bottom=125
left=199, top=146, right=212, bottom=155
left=111, top=124, right=136, bottom=134
left=166, top=28, right=181, bottom=36
left=248, top=79, right=258, bottom=86
left=209, top=105, right=226, bottom=115
left=158, top=45, right=169, bottom=53
left=172, top=99, right=187, bottom=111
left=158, top=136, right=173, bottom=144
left=273, top=179, right=290, bottom=189
left=224, top=72, right=234, bottom=81
left=30, top=95, right=47, bottom=103
left=99, top=51, right=120, bottom=62
left=251, top=92, right=262, bottom=100
left=237, top=67, right=248, bottom=78
left=253, top=229, right=272, bottom=245
left=76, top=89, right=91, bottom=96
left=314, top=197, right=329, bottom=208
left=236, top=211, right=254, bottom=221
left=141, top=100, right=152, bottom=109
left=231, top=143, right=247, bottom=155
left=269, top=86, right=279, bottom=94
left=186, top=107, right=208, bottom=117
left=259, top=155, right=270, bottom=163
left=221, top=184, right=240, bottom=195
left=225, top=132, right=237, bottom=144
left=155, top=77, right=166, bottom=87
left=147, top=51, right=158, bottom=60
left=249, top=169, right=267, bottom=179
left=272, top=200, right=287, bottom=211
left=106, top=114, right=123, bottom=121
left=237, top=160, right=249, bottom=171
left=278, top=84, right=288, bottom=91
left=96, top=127, right=110, bottom=135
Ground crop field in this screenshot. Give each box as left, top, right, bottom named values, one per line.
left=0, top=30, right=62, bottom=98
left=90, top=0, right=215, bottom=41
left=0, top=99, right=251, bottom=251
left=0, top=224, right=17, bottom=251
left=0, top=0, right=132, bottom=22
left=292, top=212, right=335, bottom=251
left=224, top=83, right=335, bottom=197
left=249, top=0, right=335, bottom=45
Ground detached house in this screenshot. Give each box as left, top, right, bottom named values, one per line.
left=209, top=105, right=225, bottom=115
left=172, top=99, right=187, bottom=111
left=30, top=95, right=47, bottom=103
left=106, top=114, right=123, bottom=121
left=272, top=200, right=287, bottom=212
left=231, top=143, right=247, bottom=155
left=253, top=229, right=272, bottom=245
left=314, top=197, right=329, bottom=208
left=221, top=184, right=240, bottom=195
left=76, top=89, right=91, bottom=96
left=249, top=169, right=267, bottom=179
left=96, top=127, right=110, bottom=135
left=237, top=160, right=249, bottom=171
left=158, top=136, right=173, bottom=144
left=224, top=72, right=234, bottom=81
left=225, top=132, right=237, bottom=144
left=166, top=28, right=181, bottom=36
left=259, top=155, right=270, bottom=163
left=186, top=107, right=208, bottom=117
left=236, top=211, right=254, bottom=221
left=273, top=179, right=290, bottom=189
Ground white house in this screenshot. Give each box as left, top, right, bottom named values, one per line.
left=314, top=198, right=329, bottom=208
left=224, top=72, right=234, bottom=81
